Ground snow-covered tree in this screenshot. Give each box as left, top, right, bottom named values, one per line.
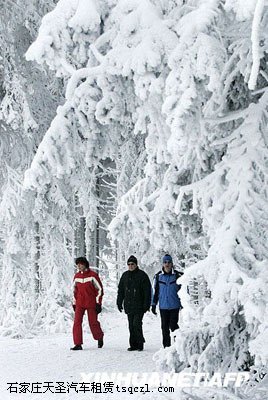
left=151, top=0, right=268, bottom=375
left=24, top=0, right=152, bottom=265
left=21, top=0, right=268, bottom=380
left=0, top=0, right=68, bottom=336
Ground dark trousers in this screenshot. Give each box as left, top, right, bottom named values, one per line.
left=73, top=306, right=103, bottom=345
left=127, top=312, right=145, bottom=350
left=160, top=308, right=180, bottom=348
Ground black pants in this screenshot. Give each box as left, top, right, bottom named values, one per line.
left=160, top=308, right=180, bottom=348
left=127, top=312, right=145, bottom=350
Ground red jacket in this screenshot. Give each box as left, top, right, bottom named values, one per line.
left=73, top=269, right=103, bottom=308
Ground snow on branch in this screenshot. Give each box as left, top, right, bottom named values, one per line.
left=25, top=0, right=103, bottom=77
left=248, top=0, right=265, bottom=90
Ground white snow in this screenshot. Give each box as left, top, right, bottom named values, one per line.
left=68, top=0, right=100, bottom=31
left=224, top=0, right=258, bottom=21
left=2, top=1, right=268, bottom=399
left=1, top=312, right=168, bottom=400
left=248, top=0, right=265, bottom=90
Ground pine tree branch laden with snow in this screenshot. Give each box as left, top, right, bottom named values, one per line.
left=160, top=90, right=268, bottom=374
left=13, top=0, right=268, bottom=379
left=154, top=0, right=268, bottom=376
left=25, top=0, right=104, bottom=77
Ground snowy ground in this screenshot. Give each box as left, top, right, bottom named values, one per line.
left=1, top=311, right=263, bottom=400
left=1, top=311, right=182, bottom=400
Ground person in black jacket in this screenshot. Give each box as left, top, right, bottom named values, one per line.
left=117, top=255, right=151, bottom=351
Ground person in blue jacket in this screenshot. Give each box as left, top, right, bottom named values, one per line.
left=151, top=254, right=183, bottom=348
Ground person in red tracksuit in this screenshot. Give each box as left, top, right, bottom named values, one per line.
left=70, top=257, right=104, bottom=350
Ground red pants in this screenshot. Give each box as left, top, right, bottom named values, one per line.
left=73, top=306, right=104, bottom=345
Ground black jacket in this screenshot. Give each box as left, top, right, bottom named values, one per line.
left=117, top=267, right=151, bottom=314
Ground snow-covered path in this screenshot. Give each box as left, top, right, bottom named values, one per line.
left=1, top=312, right=257, bottom=400
left=0, top=311, right=174, bottom=400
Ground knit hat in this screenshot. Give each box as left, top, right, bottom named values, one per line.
left=127, top=255, right=138, bottom=265
left=162, top=254, right=173, bottom=263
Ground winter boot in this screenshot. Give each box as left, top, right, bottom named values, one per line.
left=70, top=345, right=83, bottom=350
left=98, top=339, right=104, bottom=348
left=127, top=347, right=137, bottom=351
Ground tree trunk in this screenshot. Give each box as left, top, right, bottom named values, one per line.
left=34, top=221, right=41, bottom=295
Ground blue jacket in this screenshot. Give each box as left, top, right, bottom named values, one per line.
left=152, top=269, right=183, bottom=310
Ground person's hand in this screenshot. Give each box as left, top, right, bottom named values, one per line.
left=72, top=304, right=76, bottom=312
left=151, top=305, right=157, bottom=315
left=96, top=304, right=102, bottom=314
left=117, top=305, right=123, bottom=313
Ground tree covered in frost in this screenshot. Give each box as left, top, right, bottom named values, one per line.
left=24, top=0, right=152, bottom=267
left=15, top=0, right=268, bottom=378
left=0, top=0, right=69, bottom=336
left=151, top=0, right=268, bottom=376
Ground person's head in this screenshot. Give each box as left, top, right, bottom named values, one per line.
left=127, top=255, right=138, bottom=271
left=75, top=257, right=89, bottom=272
left=162, top=254, right=173, bottom=273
